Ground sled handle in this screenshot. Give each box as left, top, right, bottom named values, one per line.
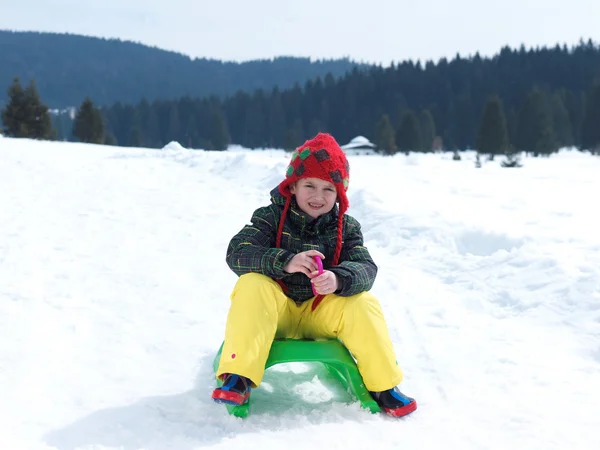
left=311, top=256, right=324, bottom=296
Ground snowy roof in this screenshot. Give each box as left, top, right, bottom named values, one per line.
left=341, top=135, right=376, bottom=150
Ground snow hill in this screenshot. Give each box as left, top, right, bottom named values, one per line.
left=1, top=137, right=599, bottom=450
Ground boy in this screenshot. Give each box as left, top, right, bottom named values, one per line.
left=212, top=133, right=417, bottom=417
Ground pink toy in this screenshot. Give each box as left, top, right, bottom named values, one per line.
left=311, top=256, right=324, bottom=296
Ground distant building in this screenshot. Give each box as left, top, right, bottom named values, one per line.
left=341, top=136, right=377, bottom=155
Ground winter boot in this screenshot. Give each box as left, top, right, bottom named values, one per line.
left=212, top=373, right=251, bottom=405
left=370, top=386, right=417, bottom=417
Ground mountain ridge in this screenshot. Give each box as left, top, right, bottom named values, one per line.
left=0, top=30, right=368, bottom=108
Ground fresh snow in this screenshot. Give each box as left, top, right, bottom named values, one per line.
left=1, top=138, right=599, bottom=450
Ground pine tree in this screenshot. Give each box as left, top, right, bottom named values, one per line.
left=267, top=88, right=286, bottom=147
left=550, top=92, right=573, bottom=148
left=505, top=107, right=518, bottom=146
left=534, top=126, right=557, bottom=157
left=72, top=97, right=105, bottom=144
left=209, top=109, right=230, bottom=150
left=1, top=78, right=27, bottom=137
left=285, top=119, right=304, bottom=151
left=104, top=131, right=117, bottom=146
left=476, top=95, right=510, bottom=160
left=515, top=89, right=558, bottom=156
left=128, top=109, right=143, bottom=147
left=1, top=78, right=53, bottom=139
left=375, top=114, right=396, bottom=155
left=581, top=82, right=600, bottom=154
left=129, top=127, right=142, bottom=147
left=396, top=111, right=422, bottom=153
left=453, top=92, right=476, bottom=149
left=23, top=80, right=54, bottom=140
left=419, top=109, right=436, bottom=152
left=565, top=90, right=586, bottom=147
left=144, top=102, right=161, bottom=148
left=243, top=90, right=267, bottom=148
left=167, top=103, right=181, bottom=143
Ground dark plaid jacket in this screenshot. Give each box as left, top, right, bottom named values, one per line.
left=226, top=187, right=377, bottom=303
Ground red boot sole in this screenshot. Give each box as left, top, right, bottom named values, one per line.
left=212, top=389, right=250, bottom=405
left=384, top=401, right=417, bottom=417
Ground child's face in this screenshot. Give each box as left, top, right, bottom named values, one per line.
left=290, top=177, right=337, bottom=219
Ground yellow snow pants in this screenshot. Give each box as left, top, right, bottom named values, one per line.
left=216, top=273, right=403, bottom=392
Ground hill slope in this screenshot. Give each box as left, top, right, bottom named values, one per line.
left=0, top=31, right=365, bottom=108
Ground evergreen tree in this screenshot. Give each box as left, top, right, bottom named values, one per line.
left=167, top=103, right=181, bottom=143
left=142, top=100, right=161, bottom=148
left=515, top=89, right=557, bottom=156
left=550, top=92, right=573, bottom=148
left=396, top=111, right=422, bottom=153
left=534, top=126, right=557, bottom=157
left=23, top=80, right=54, bottom=140
left=307, top=118, right=324, bottom=140
left=209, top=109, right=230, bottom=150
left=72, top=97, right=105, bottom=144
left=453, top=92, right=476, bottom=149
left=505, top=107, right=518, bottom=146
left=185, top=113, right=199, bottom=148
left=375, top=114, right=396, bottom=155
left=243, top=90, right=267, bottom=148
left=104, top=131, right=117, bottom=146
left=267, top=88, right=286, bottom=147
left=581, top=82, right=600, bottom=154
left=476, top=95, right=510, bottom=160
left=500, top=154, right=523, bottom=167
left=102, top=102, right=126, bottom=146
left=564, top=90, right=586, bottom=147
left=126, top=108, right=143, bottom=147
left=1, top=77, right=53, bottom=139
left=419, top=109, right=436, bottom=152
left=285, top=118, right=304, bottom=151
left=1, top=78, right=27, bottom=137
left=442, top=100, right=457, bottom=150
left=129, top=127, right=142, bottom=147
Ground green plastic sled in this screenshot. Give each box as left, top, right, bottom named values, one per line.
left=212, top=338, right=381, bottom=418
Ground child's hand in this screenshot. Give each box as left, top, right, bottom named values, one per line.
left=284, top=250, right=325, bottom=276
left=310, top=270, right=339, bottom=295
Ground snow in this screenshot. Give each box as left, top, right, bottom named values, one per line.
left=161, top=141, right=187, bottom=151
left=1, top=138, right=599, bottom=450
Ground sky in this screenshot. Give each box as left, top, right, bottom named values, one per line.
left=1, top=0, right=600, bottom=65
left=1, top=135, right=599, bottom=449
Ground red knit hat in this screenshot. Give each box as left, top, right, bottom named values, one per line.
left=275, top=133, right=350, bottom=308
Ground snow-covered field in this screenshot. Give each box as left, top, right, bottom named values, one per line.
left=1, top=137, right=599, bottom=450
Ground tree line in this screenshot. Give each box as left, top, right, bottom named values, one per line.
left=1, top=79, right=105, bottom=144
left=2, top=40, right=600, bottom=156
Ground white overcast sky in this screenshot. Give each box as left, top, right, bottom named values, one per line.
left=1, top=0, right=599, bottom=65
